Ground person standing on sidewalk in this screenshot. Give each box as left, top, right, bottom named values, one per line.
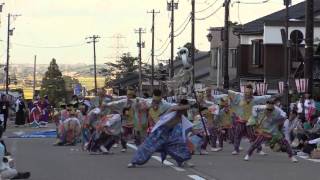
left=15, top=96, right=26, bottom=126
left=0, top=94, right=10, bottom=131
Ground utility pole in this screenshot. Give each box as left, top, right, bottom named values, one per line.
left=105, top=34, right=127, bottom=61
left=305, top=0, right=314, bottom=94
left=86, top=35, right=100, bottom=95
left=5, top=14, right=10, bottom=95
left=148, top=9, right=160, bottom=91
left=33, top=55, right=36, bottom=100
left=283, top=0, right=291, bottom=113
left=191, top=0, right=195, bottom=89
left=135, top=28, right=146, bottom=97
left=5, top=13, right=21, bottom=95
left=168, top=0, right=178, bottom=79
left=223, top=0, right=230, bottom=89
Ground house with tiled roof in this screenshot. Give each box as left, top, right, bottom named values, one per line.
left=236, top=1, right=320, bottom=90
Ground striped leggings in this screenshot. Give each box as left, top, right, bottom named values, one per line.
left=209, top=127, right=234, bottom=148
left=247, top=135, right=293, bottom=157
left=233, top=122, right=261, bottom=152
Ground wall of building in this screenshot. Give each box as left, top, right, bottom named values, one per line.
left=209, top=27, right=239, bottom=49
left=264, top=44, right=285, bottom=80
left=240, top=35, right=263, bottom=45
left=238, top=44, right=264, bottom=76
left=238, top=45, right=250, bottom=76
left=208, top=48, right=237, bottom=85
left=208, top=27, right=239, bottom=85
left=264, top=25, right=320, bottom=44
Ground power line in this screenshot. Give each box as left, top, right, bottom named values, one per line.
left=174, top=15, right=191, bottom=33
left=195, top=4, right=223, bottom=21
left=231, top=0, right=271, bottom=6
left=155, top=35, right=170, bottom=52
left=11, top=42, right=86, bottom=48
left=174, top=18, right=191, bottom=37
left=155, top=40, right=170, bottom=57
left=195, top=0, right=219, bottom=13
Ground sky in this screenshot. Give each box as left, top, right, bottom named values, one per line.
left=0, top=0, right=305, bottom=65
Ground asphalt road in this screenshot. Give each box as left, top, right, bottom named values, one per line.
left=3, top=125, right=320, bottom=180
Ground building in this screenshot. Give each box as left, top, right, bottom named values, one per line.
left=236, top=1, right=320, bottom=90
left=206, top=24, right=239, bottom=88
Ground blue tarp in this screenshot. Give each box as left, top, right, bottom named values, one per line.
left=9, top=130, right=57, bottom=138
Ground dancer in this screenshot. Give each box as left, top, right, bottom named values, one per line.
left=216, top=84, right=272, bottom=155
left=107, top=87, right=148, bottom=145
left=88, top=113, right=122, bottom=154
left=147, top=89, right=172, bottom=132
left=128, top=98, right=193, bottom=168
left=54, top=106, right=81, bottom=146
left=244, top=101, right=298, bottom=162
left=211, top=97, right=235, bottom=152
left=195, top=90, right=219, bottom=154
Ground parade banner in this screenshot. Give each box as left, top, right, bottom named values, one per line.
left=295, top=79, right=301, bottom=93
left=255, top=83, right=268, bottom=95
left=295, top=78, right=309, bottom=93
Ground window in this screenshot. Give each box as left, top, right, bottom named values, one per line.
left=252, top=39, right=263, bottom=66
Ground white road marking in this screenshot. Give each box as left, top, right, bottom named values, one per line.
left=297, top=155, right=320, bottom=163
left=188, top=175, right=207, bottom=180
left=127, top=143, right=137, bottom=150
left=151, top=155, right=185, bottom=172
left=127, top=143, right=186, bottom=172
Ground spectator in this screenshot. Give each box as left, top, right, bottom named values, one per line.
left=305, top=94, right=316, bottom=122
left=0, top=94, right=10, bottom=131
left=0, top=143, right=31, bottom=179
left=274, top=98, right=283, bottom=109
left=15, top=96, right=26, bottom=126
left=283, top=110, right=302, bottom=144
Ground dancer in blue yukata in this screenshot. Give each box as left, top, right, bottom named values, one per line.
left=127, top=98, right=193, bottom=168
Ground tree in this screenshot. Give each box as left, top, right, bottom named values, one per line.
left=101, top=53, right=139, bottom=78
left=40, top=58, right=66, bottom=106
left=183, top=42, right=199, bottom=55
left=63, top=76, right=80, bottom=102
